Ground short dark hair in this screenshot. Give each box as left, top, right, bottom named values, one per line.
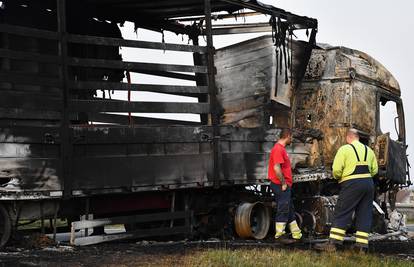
left=280, top=128, right=292, bottom=139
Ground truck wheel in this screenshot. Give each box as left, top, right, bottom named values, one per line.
left=235, top=202, right=270, bottom=240
left=0, top=204, right=11, bottom=247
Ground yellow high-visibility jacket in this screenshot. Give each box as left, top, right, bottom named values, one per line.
left=332, top=140, right=378, bottom=183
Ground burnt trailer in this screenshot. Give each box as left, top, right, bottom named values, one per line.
left=0, top=0, right=409, bottom=247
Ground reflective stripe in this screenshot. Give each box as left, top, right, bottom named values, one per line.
left=275, top=231, right=286, bottom=238
left=292, top=232, right=302, bottom=239
left=276, top=222, right=286, bottom=229
left=275, top=222, right=286, bottom=234
left=331, top=227, right=346, bottom=235
left=356, top=231, right=369, bottom=237
left=329, top=233, right=344, bottom=241
left=289, top=221, right=301, bottom=233
left=290, top=227, right=301, bottom=232
left=356, top=238, right=369, bottom=244
left=340, top=173, right=372, bottom=183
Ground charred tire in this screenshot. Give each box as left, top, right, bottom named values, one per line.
left=0, top=204, right=11, bottom=247
left=235, top=202, right=270, bottom=240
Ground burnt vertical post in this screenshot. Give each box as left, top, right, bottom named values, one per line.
left=204, top=0, right=221, bottom=188
left=190, top=27, right=209, bottom=125
left=57, top=0, right=72, bottom=198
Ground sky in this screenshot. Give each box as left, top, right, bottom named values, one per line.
left=116, top=0, right=413, bottom=173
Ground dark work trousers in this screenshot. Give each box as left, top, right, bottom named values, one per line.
left=332, top=178, right=374, bottom=233
left=270, top=182, right=295, bottom=223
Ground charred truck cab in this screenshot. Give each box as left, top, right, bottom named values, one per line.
left=215, top=38, right=410, bottom=237
left=293, top=45, right=410, bottom=234
left=0, top=0, right=409, bottom=246
left=299, top=44, right=408, bottom=190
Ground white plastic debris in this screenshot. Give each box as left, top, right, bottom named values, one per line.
left=42, top=245, right=74, bottom=252
left=388, top=210, right=406, bottom=231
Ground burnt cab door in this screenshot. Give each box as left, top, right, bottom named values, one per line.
left=375, top=95, right=408, bottom=185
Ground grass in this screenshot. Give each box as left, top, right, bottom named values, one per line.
left=181, top=248, right=412, bottom=267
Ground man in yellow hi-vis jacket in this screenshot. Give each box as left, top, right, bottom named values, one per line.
left=315, top=128, right=378, bottom=252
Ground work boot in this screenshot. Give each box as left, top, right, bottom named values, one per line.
left=289, top=220, right=303, bottom=241
left=275, top=233, right=297, bottom=245
left=275, top=222, right=295, bottom=245
left=274, top=222, right=286, bottom=239
left=313, top=240, right=337, bottom=252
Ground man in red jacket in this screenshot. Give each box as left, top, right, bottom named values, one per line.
left=268, top=128, right=302, bottom=241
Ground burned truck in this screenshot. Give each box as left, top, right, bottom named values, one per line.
left=216, top=36, right=410, bottom=237
left=0, top=0, right=409, bottom=246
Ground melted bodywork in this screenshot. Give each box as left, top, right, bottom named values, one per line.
left=215, top=38, right=409, bottom=234
left=0, top=0, right=409, bottom=245
left=298, top=45, right=408, bottom=187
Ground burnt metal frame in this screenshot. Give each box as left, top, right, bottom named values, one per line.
left=54, top=0, right=215, bottom=196
left=220, top=0, right=317, bottom=29
left=376, top=90, right=406, bottom=143
left=0, top=0, right=318, bottom=197
left=204, top=0, right=221, bottom=188
left=0, top=0, right=211, bottom=197
left=57, top=0, right=72, bottom=198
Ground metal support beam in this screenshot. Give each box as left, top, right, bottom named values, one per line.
left=67, top=34, right=207, bottom=53
left=190, top=28, right=209, bottom=124
left=220, top=0, right=317, bottom=29
left=204, top=0, right=221, bottom=188
left=172, top=11, right=262, bottom=22
left=208, top=25, right=272, bottom=35
left=57, top=0, right=72, bottom=198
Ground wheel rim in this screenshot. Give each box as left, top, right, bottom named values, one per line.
left=235, top=202, right=270, bottom=240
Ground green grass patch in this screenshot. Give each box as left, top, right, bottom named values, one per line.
left=183, top=249, right=412, bottom=267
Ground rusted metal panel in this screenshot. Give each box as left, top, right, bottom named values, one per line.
left=295, top=45, right=408, bottom=190
left=295, top=83, right=351, bottom=164
left=351, top=81, right=377, bottom=135
left=375, top=134, right=389, bottom=167
left=297, top=45, right=402, bottom=165
left=215, top=36, right=313, bottom=128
